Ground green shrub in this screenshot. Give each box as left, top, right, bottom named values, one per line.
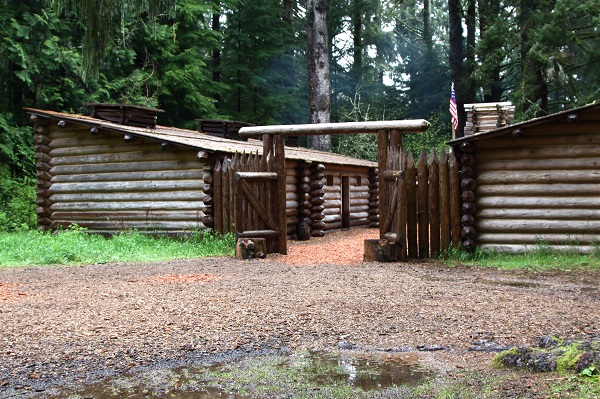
left=0, top=177, right=36, bottom=231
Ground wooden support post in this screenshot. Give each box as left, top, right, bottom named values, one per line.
left=235, top=167, right=244, bottom=237
left=377, top=129, right=389, bottom=240
left=274, top=135, right=287, bottom=255
left=390, top=128, right=403, bottom=151
left=396, top=161, right=407, bottom=261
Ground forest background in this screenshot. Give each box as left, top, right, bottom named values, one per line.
left=1, top=0, right=599, bottom=231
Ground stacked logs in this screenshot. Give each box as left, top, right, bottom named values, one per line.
left=349, top=176, right=371, bottom=227
left=458, top=141, right=477, bottom=251
left=323, top=176, right=342, bottom=231
left=202, top=162, right=215, bottom=230
left=286, top=167, right=301, bottom=238
left=31, top=115, right=53, bottom=230
left=368, top=168, right=379, bottom=228
left=309, top=163, right=326, bottom=237
left=296, top=165, right=312, bottom=240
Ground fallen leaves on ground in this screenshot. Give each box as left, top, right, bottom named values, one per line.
left=0, top=282, right=25, bottom=302
left=276, top=228, right=379, bottom=266
left=144, top=274, right=221, bottom=285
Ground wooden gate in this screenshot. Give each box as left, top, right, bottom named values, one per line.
left=212, top=136, right=287, bottom=255
left=234, top=135, right=287, bottom=254
left=377, top=129, right=407, bottom=261
left=238, top=120, right=432, bottom=259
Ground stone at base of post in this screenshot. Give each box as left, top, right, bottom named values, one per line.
left=364, top=239, right=396, bottom=262
left=236, top=238, right=267, bottom=260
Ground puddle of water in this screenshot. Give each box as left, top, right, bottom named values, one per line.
left=44, top=351, right=430, bottom=398
left=298, top=351, right=428, bottom=390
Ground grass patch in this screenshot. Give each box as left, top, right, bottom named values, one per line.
left=443, top=244, right=600, bottom=272
left=0, top=226, right=235, bottom=267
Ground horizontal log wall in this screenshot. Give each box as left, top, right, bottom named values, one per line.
left=472, top=124, right=600, bottom=252
left=321, top=170, right=372, bottom=233
left=45, top=126, right=208, bottom=233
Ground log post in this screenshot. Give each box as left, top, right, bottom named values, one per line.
left=297, top=164, right=312, bottom=240
left=456, top=142, right=477, bottom=251
left=274, top=135, right=287, bottom=254
left=32, top=120, right=53, bottom=230
left=377, top=130, right=389, bottom=239
left=235, top=238, right=267, bottom=259
left=364, top=239, right=397, bottom=262
left=368, top=167, right=379, bottom=228
left=309, top=163, right=326, bottom=237
left=428, top=149, right=440, bottom=257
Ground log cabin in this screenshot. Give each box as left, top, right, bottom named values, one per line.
left=447, top=102, right=600, bottom=253
left=27, top=105, right=378, bottom=239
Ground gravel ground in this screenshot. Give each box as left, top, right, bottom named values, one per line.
left=1, top=229, right=599, bottom=397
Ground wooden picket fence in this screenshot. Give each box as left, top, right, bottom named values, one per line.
left=393, top=147, right=461, bottom=259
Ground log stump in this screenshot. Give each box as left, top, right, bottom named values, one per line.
left=364, top=239, right=397, bottom=262
left=235, top=238, right=267, bottom=260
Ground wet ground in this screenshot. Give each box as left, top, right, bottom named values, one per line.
left=39, top=351, right=431, bottom=398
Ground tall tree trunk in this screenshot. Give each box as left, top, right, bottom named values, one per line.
left=448, top=0, right=464, bottom=137
left=352, top=0, right=363, bottom=77
left=212, top=8, right=221, bottom=108
left=306, top=0, right=332, bottom=151
left=422, top=0, right=433, bottom=100
left=464, top=0, right=476, bottom=104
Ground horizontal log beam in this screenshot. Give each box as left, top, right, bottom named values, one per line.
left=50, top=180, right=205, bottom=193
left=51, top=201, right=205, bottom=211
left=479, top=244, right=596, bottom=254
left=50, top=191, right=205, bottom=202
left=236, top=230, right=279, bottom=238
left=477, top=183, right=600, bottom=196
left=239, top=120, right=430, bottom=137
left=235, top=172, right=278, bottom=181
left=477, top=219, right=600, bottom=233
left=477, top=208, right=600, bottom=220
left=51, top=169, right=205, bottom=183
left=50, top=160, right=207, bottom=175
left=476, top=146, right=600, bottom=161
left=478, top=233, right=600, bottom=245
left=477, top=196, right=600, bottom=208
left=476, top=170, right=600, bottom=185
left=51, top=210, right=206, bottom=221
left=51, top=220, right=203, bottom=228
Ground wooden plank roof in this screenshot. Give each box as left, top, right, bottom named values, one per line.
left=447, top=102, right=600, bottom=146
left=25, top=108, right=377, bottom=168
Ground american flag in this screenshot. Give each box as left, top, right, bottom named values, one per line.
left=450, top=82, right=459, bottom=130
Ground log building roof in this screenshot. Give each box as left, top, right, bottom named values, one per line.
left=447, top=102, right=600, bottom=146
left=26, top=108, right=377, bottom=168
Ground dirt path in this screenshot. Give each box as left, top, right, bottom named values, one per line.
left=0, top=229, right=598, bottom=397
